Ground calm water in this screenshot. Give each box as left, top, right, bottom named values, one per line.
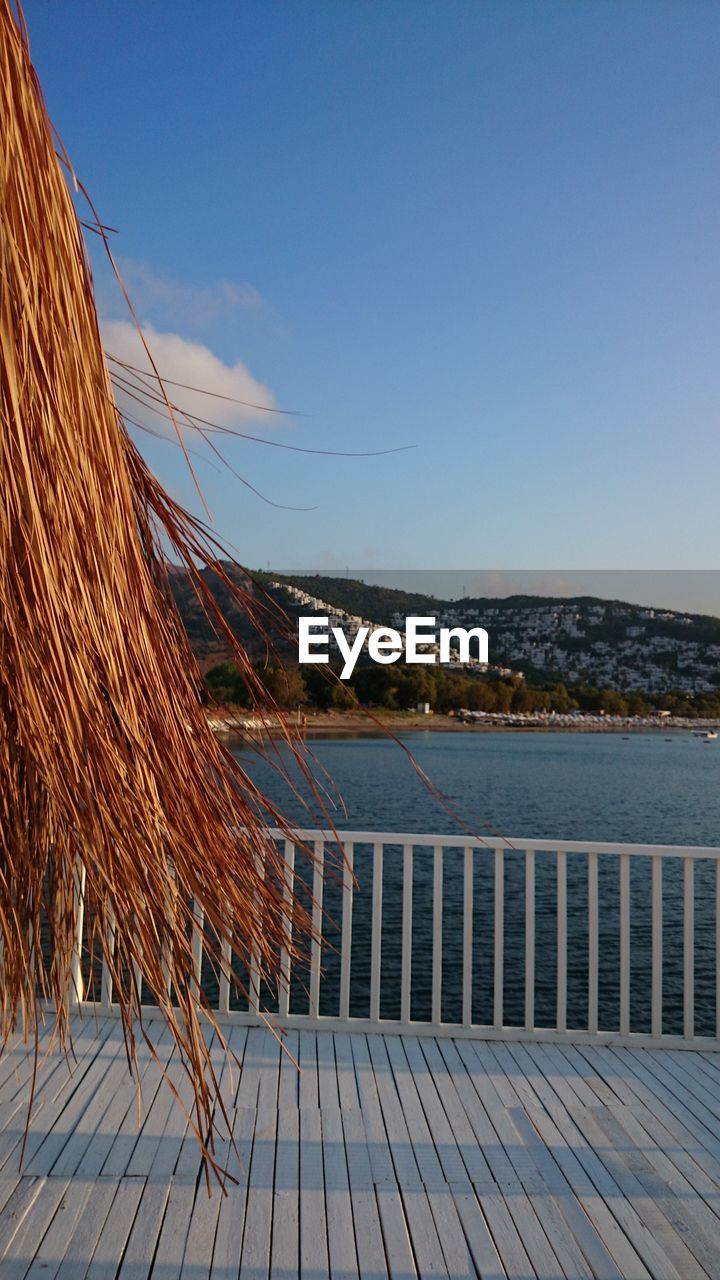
left=229, top=731, right=720, bottom=1035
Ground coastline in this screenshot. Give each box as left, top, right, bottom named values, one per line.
left=206, top=707, right=718, bottom=738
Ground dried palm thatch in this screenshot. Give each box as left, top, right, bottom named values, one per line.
left=0, top=0, right=319, bottom=1176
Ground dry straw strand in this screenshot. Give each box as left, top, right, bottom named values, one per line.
left=0, top=0, right=320, bottom=1179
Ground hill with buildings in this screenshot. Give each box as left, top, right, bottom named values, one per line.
left=170, top=566, right=720, bottom=696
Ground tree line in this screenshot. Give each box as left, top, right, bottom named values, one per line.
left=204, top=661, right=720, bottom=719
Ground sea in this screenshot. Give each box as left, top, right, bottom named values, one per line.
left=227, top=730, right=720, bottom=1037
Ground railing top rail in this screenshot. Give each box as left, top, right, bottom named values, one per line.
left=266, top=828, right=720, bottom=859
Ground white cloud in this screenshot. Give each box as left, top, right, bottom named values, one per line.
left=117, top=259, right=264, bottom=329
left=102, top=319, right=277, bottom=438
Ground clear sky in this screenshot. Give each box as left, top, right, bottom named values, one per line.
left=24, top=0, right=720, bottom=583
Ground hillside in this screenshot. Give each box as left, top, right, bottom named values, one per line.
left=170, top=567, right=720, bottom=695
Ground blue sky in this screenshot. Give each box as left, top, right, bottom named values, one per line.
left=26, top=1, right=720, bottom=576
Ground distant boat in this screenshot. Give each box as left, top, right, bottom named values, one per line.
left=694, top=730, right=718, bottom=741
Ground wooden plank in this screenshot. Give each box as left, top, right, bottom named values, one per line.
left=36, top=1027, right=131, bottom=1176
left=23, top=1179, right=95, bottom=1280
left=597, top=1099, right=720, bottom=1235
left=235, top=1026, right=264, bottom=1112
left=270, top=1105, right=300, bottom=1277
left=367, top=1034, right=423, bottom=1189
left=435, top=1039, right=519, bottom=1188
left=580, top=1103, right=715, bottom=1280
left=55, top=1179, right=119, bottom=1280
left=100, top=1029, right=176, bottom=1176
left=383, top=1037, right=447, bottom=1189
left=154, top=1178, right=198, bottom=1278
left=583, top=1046, right=720, bottom=1179
left=525, top=1189, right=596, bottom=1280
left=84, top=1179, right=145, bottom=1280
left=414, top=1038, right=493, bottom=1185
left=340, top=1107, right=388, bottom=1278
left=316, top=1030, right=339, bottom=1108
left=478, top=1189, right=537, bottom=1280
left=277, top=1028, right=300, bottom=1109
left=322, top=1107, right=359, bottom=1278
left=348, top=1035, right=395, bottom=1187
left=507, top=1106, right=626, bottom=1280
left=75, top=1026, right=172, bottom=1178
left=216, top=1023, right=248, bottom=1110
left=376, top=1187, right=418, bottom=1278
left=451, top=1190, right=507, bottom=1280
left=21, top=1023, right=125, bottom=1174
left=298, top=1029, right=319, bottom=1111
left=426, top=1188, right=477, bottom=1279
left=239, top=1094, right=277, bottom=1277
left=114, top=1179, right=171, bottom=1277
left=147, top=1046, right=200, bottom=1181
left=0, top=1022, right=64, bottom=1100
left=299, top=1108, right=329, bottom=1278
left=332, top=1032, right=360, bottom=1110
left=401, top=1187, right=449, bottom=1276
left=525, top=1101, right=664, bottom=1279
left=0, top=1177, right=68, bottom=1280
left=210, top=1106, right=256, bottom=1279
left=257, top=1027, right=281, bottom=1121
left=400, top=1037, right=473, bottom=1186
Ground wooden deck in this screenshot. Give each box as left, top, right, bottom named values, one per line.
left=2, top=1021, right=720, bottom=1278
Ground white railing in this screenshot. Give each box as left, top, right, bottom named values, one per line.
left=76, top=831, right=720, bottom=1050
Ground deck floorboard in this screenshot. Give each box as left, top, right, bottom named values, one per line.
left=1, top=1024, right=720, bottom=1278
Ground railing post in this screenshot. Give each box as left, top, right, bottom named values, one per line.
left=401, top=843, right=413, bottom=1025
left=619, top=853, right=631, bottom=1036
left=278, top=839, right=296, bottom=1020
left=338, top=841, right=353, bottom=1022
left=369, top=842, right=383, bottom=1024
left=191, top=900, right=204, bottom=991
left=248, top=849, right=263, bottom=1016
left=493, top=848, right=504, bottom=1029
left=684, top=857, right=694, bottom=1039
left=70, top=861, right=86, bottom=1006
left=524, top=849, right=535, bottom=1032
left=218, top=931, right=232, bottom=1016
left=100, top=907, right=116, bottom=1010
left=716, top=858, right=720, bottom=1039
left=651, top=855, right=663, bottom=1037
left=309, top=839, right=324, bottom=1019
left=556, top=850, right=567, bottom=1033
left=432, top=844, right=443, bottom=1026
left=462, top=846, right=473, bottom=1028
left=587, top=852, right=598, bottom=1034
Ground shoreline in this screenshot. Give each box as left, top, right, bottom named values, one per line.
left=206, top=708, right=718, bottom=738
